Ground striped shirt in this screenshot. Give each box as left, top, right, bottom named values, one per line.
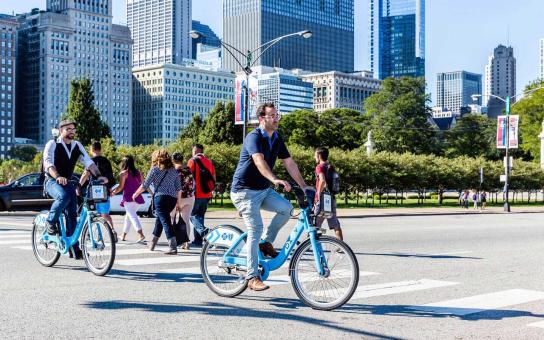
left=142, top=166, right=181, bottom=198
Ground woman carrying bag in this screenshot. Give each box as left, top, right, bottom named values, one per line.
left=133, top=149, right=182, bottom=255
left=171, top=152, right=195, bottom=250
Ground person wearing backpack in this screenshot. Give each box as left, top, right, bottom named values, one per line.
left=314, top=147, right=343, bottom=241
left=187, top=143, right=216, bottom=247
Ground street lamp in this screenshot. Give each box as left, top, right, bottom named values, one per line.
left=189, top=29, right=312, bottom=140
left=472, top=86, right=544, bottom=212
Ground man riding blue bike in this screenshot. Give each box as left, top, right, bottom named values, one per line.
left=42, top=119, right=105, bottom=259
left=231, top=102, right=310, bottom=292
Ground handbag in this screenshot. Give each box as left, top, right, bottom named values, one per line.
left=173, top=213, right=190, bottom=245
left=150, top=171, right=168, bottom=214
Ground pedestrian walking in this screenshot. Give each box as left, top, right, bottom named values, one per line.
left=314, top=147, right=343, bottom=241
left=472, top=191, right=479, bottom=210
left=133, top=149, right=182, bottom=255
left=171, top=152, right=195, bottom=250
left=187, top=143, right=216, bottom=247
left=462, top=190, right=469, bottom=209
left=480, top=191, right=487, bottom=210
left=112, top=156, right=146, bottom=242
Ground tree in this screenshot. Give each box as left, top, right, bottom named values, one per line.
left=279, top=109, right=319, bottom=148
left=513, top=80, right=544, bottom=160
left=364, top=77, right=439, bottom=155
left=443, top=114, right=498, bottom=159
left=200, top=101, right=243, bottom=145
left=316, top=109, right=370, bottom=150
left=64, top=78, right=111, bottom=145
left=179, top=114, right=205, bottom=142
left=9, top=145, right=38, bottom=162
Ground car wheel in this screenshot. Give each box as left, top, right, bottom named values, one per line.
left=0, top=199, right=6, bottom=211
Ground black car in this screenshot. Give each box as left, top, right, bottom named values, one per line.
left=0, top=172, right=79, bottom=211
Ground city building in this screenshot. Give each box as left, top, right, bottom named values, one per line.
left=191, top=20, right=220, bottom=59
left=0, top=15, right=17, bottom=160
left=436, top=71, right=482, bottom=114
left=431, top=107, right=457, bottom=130
left=16, top=1, right=133, bottom=145
left=223, top=0, right=354, bottom=73
left=127, top=0, right=192, bottom=68
left=132, top=63, right=235, bottom=145
left=248, top=66, right=313, bottom=115
left=484, top=44, right=516, bottom=118
left=540, top=38, right=544, bottom=80
left=301, top=70, right=381, bottom=113
left=369, top=0, right=425, bottom=79
left=196, top=44, right=222, bottom=70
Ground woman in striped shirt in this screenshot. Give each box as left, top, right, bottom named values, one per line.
left=133, top=149, right=182, bottom=255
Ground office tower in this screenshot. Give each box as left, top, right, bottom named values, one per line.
left=0, top=15, right=17, bottom=159
left=223, top=0, right=354, bottom=73
left=16, top=2, right=133, bottom=145
left=436, top=71, right=482, bottom=114
left=539, top=38, right=544, bottom=80
left=369, top=0, right=425, bottom=79
left=191, top=20, right=220, bottom=59
left=127, top=0, right=192, bottom=68
left=484, top=45, right=516, bottom=118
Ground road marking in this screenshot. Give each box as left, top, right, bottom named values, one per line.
left=0, top=239, right=30, bottom=245
left=0, top=222, right=32, bottom=227
left=0, top=231, right=30, bottom=235
left=409, top=289, right=544, bottom=316
left=528, top=321, right=544, bottom=329
left=11, top=245, right=32, bottom=251
left=432, top=251, right=473, bottom=256
left=160, top=262, right=292, bottom=274
left=115, top=247, right=171, bottom=256
left=349, top=279, right=459, bottom=300
left=115, top=254, right=201, bottom=266
left=0, top=234, right=30, bottom=239
left=267, top=271, right=380, bottom=287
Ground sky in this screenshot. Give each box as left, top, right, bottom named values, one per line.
left=2, top=0, right=543, bottom=105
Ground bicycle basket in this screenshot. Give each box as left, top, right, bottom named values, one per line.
left=89, top=184, right=108, bottom=203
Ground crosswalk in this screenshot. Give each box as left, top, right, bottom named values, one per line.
left=1, top=228, right=544, bottom=328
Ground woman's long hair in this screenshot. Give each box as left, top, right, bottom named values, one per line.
left=121, top=155, right=139, bottom=177
left=151, top=149, right=173, bottom=170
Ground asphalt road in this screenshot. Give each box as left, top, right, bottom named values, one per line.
left=1, top=211, right=544, bottom=339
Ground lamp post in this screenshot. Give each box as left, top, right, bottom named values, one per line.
left=189, top=30, right=312, bottom=141
left=472, top=86, right=544, bottom=212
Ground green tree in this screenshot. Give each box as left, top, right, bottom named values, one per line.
left=9, top=145, right=38, bottom=162
left=278, top=109, right=319, bottom=148
left=316, top=109, right=370, bottom=150
left=444, top=114, right=498, bottom=159
left=64, top=78, right=111, bottom=145
left=200, top=101, right=243, bottom=145
left=513, top=80, right=544, bottom=160
left=364, top=77, right=439, bottom=155
left=179, top=114, right=205, bottom=142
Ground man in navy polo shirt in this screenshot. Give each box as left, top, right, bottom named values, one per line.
left=231, top=102, right=308, bottom=291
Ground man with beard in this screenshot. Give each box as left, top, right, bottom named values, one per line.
left=42, top=119, right=105, bottom=259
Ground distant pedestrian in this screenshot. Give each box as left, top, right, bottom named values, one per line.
left=188, top=144, right=216, bottom=247
left=480, top=191, right=487, bottom=210
left=462, top=190, right=469, bottom=209
left=472, top=191, right=478, bottom=210
left=112, top=156, right=146, bottom=243
left=171, top=152, right=195, bottom=250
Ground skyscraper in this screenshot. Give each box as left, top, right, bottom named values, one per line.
left=484, top=45, right=516, bottom=118
left=369, top=0, right=425, bottom=79
left=191, top=20, right=220, bottom=59
left=539, top=38, right=544, bottom=80
left=127, top=0, right=192, bottom=68
left=0, top=15, right=17, bottom=160
left=436, top=71, right=482, bottom=114
left=16, top=1, right=133, bottom=145
left=223, top=0, right=354, bottom=73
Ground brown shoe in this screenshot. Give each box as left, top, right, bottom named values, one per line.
left=259, top=242, right=278, bottom=258
left=248, top=277, right=269, bottom=291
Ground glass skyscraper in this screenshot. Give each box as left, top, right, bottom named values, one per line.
left=436, top=71, right=482, bottom=114
left=191, top=20, right=220, bottom=59
left=369, top=0, right=425, bottom=79
left=223, top=0, right=354, bottom=73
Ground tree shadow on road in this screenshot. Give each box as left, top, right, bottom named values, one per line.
left=81, top=299, right=402, bottom=339
left=354, top=252, right=482, bottom=260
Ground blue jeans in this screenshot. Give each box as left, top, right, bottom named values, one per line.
left=230, top=188, right=293, bottom=279
left=152, top=195, right=177, bottom=239
left=190, top=198, right=209, bottom=245
left=45, top=179, right=79, bottom=247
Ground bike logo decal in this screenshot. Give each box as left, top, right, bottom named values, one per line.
left=221, top=233, right=233, bottom=241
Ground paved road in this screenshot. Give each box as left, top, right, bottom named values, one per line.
left=1, top=212, right=544, bottom=339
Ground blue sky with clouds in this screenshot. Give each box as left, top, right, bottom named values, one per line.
left=4, top=0, right=543, bottom=104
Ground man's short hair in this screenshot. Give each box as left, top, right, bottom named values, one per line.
left=257, top=102, right=276, bottom=117
left=315, top=146, right=329, bottom=161
left=193, top=143, right=204, bottom=152
left=91, top=141, right=102, bottom=151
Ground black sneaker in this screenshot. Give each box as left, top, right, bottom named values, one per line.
left=69, top=246, right=83, bottom=260
left=45, top=221, right=58, bottom=235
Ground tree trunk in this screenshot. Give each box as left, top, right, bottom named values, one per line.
left=395, top=190, right=398, bottom=205
left=356, top=190, right=359, bottom=205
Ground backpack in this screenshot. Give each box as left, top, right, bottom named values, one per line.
left=192, top=156, right=215, bottom=194
left=325, top=164, right=340, bottom=194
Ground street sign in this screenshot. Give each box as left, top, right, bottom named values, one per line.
left=500, top=174, right=507, bottom=182
left=503, top=156, right=513, bottom=169
left=496, top=115, right=519, bottom=149
left=480, top=167, right=483, bottom=184
left=234, top=75, right=259, bottom=125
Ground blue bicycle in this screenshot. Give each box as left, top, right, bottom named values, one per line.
left=200, top=185, right=359, bottom=310
left=31, top=180, right=116, bottom=276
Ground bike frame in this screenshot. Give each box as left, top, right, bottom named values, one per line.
left=223, top=206, right=329, bottom=281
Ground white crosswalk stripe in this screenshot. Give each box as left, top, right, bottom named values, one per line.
left=0, top=239, right=30, bottom=245
left=0, top=234, right=31, bottom=239
left=115, top=254, right=201, bottom=266
left=528, top=321, right=544, bottom=329
left=0, top=231, right=30, bottom=235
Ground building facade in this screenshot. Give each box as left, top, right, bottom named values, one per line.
left=16, top=1, right=133, bottom=145
left=0, top=15, right=17, bottom=160
left=436, top=71, right=482, bottom=114
left=196, top=44, right=222, bottom=70
left=484, top=45, right=516, bottom=118
left=223, top=0, right=354, bottom=73
left=127, top=0, right=192, bottom=68
left=132, top=63, right=234, bottom=145
left=369, top=0, right=425, bottom=79
left=191, top=20, right=220, bottom=59
left=301, top=70, right=381, bottom=112
left=540, top=38, right=544, bottom=80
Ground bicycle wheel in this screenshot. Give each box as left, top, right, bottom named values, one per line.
left=32, top=221, right=60, bottom=267
left=200, top=242, right=248, bottom=297
left=81, top=217, right=116, bottom=276
left=290, top=236, right=359, bottom=310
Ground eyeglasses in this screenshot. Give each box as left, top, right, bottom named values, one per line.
left=66, top=128, right=77, bottom=132
left=263, top=114, right=281, bottom=121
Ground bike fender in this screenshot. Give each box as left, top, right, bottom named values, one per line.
left=33, top=211, right=49, bottom=227
left=205, top=225, right=243, bottom=248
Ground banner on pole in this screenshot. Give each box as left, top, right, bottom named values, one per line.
left=234, top=75, right=259, bottom=125
left=496, top=115, right=519, bottom=149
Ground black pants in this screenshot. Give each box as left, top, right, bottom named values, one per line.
left=152, top=195, right=177, bottom=239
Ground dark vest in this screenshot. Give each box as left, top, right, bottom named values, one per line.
left=48, top=142, right=83, bottom=179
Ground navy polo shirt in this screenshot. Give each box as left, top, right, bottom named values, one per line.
left=231, top=127, right=290, bottom=192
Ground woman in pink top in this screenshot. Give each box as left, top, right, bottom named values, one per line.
left=112, top=156, right=146, bottom=242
